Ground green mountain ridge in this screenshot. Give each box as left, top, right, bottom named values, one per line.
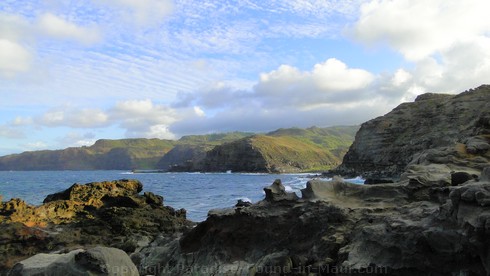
left=0, top=126, right=358, bottom=172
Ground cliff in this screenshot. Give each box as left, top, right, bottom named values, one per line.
left=170, top=126, right=358, bottom=173
left=336, top=85, right=490, bottom=179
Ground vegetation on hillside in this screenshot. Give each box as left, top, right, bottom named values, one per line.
left=0, top=126, right=358, bottom=172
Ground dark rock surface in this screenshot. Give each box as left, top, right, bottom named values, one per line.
left=336, top=85, right=490, bottom=179
left=0, top=179, right=192, bottom=273
left=133, top=170, right=490, bottom=275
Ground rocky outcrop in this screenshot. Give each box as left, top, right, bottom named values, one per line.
left=133, top=166, right=490, bottom=275
left=336, top=85, right=490, bottom=179
left=0, top=180, right=191, bottom=273
left=9, top=246, right=138, bottom=276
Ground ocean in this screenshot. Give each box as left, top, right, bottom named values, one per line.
left=0, top=171, right=364, bottom=222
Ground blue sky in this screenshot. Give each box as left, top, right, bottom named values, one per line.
left=1, top=0, right=489, bottom=156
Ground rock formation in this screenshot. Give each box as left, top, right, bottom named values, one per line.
left=337, top=85, right=490, bottom=179
left=0, top=179, right=192, bottom=273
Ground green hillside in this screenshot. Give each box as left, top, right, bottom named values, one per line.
left=197, top=127, right=357, bottom=173
left=0, top=126, right=358, bottom=172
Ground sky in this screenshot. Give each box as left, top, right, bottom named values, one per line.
left=1, top=0, right=489, bottom=156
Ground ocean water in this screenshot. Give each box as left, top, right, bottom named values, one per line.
left=0, top=171, right=363, bottom=222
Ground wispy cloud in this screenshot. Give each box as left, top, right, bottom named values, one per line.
left=37, top=13, right=101, bottom=44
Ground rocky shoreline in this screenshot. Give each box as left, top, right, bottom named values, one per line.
left=0, top=179, right=193, bottom=275
left=1, top=86, right=490, bottom=275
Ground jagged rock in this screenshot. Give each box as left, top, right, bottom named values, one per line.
left=9, top=246, right=139, bottom=276
left=0, top=179, right=192, bottom=272
left=43, top=179, right=143, bottom=205
left=263, top=179, right=299, bottom=201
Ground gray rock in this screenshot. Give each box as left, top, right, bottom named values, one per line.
left=9, top=247, right=139, bottom=276
left=263, top=179, right=298, bottom=202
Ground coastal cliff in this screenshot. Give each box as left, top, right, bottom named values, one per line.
left=167, top=126, right=358, bottom=173
left=336, top=85, right=490, bottom=179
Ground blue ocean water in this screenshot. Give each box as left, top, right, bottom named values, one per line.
left=0, top=171, right=363, bottom=221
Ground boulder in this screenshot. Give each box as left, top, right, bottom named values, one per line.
left=263, top=179, right=298, bottom=202
left=9, top=246, right=139, bottom=276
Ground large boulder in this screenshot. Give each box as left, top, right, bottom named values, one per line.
left=9, top=246, right=139, bottom=276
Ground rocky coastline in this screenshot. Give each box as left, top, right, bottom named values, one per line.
left=1, top=85, right=490, bottom=275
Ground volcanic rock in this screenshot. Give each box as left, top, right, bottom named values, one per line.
left=1, top=179, right=191, bottom=273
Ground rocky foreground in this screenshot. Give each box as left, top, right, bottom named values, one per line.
left=2, top=85, right=490, bottom=275
left=0, top=179, right=192, bottom=275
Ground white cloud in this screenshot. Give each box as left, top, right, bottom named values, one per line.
left=37, top=107, right=109, bottom=128
left=193, top=106, right=205, bottom=117
left=37, top=13, right=101, bottom=44
left=391, top=69, right=411, bottom=87
left=255, top=58, right=375, bottom=107
left=110, top=99, right=178, bottom=139
left=0, top=39, right=32, bottom=77
left=352, top=0, right=490, bottom=61
left=312, top=58, right=374, bottom=90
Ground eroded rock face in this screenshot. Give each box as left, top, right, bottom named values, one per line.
left=1, top=179, right=191, bottom=273
left=336, top=85, right=490, bottom=179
